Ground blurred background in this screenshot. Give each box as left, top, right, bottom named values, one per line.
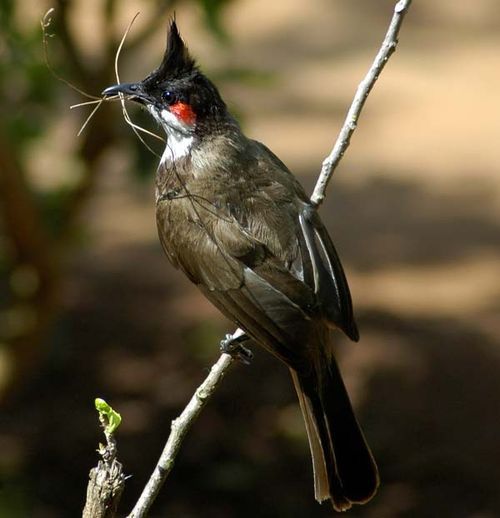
left=1, top=0, right=500, bottom=516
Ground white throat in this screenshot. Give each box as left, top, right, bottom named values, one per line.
left=149, top=107, right=194, bottom=165
left=161, top=130, right=194, bottom=165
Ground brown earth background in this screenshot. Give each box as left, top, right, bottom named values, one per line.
left=1, top=0, right=500, bottom=516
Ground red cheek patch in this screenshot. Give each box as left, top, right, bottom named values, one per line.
left=170, top=102, right=196, bottom=125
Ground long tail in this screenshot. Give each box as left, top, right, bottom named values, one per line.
left=290, top=356, right=379, bottom=512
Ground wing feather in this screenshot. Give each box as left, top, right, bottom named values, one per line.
left=299, top=205, right=359, bottom=341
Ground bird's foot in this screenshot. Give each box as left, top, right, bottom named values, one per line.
left=220, top=331, right=253, bottom=365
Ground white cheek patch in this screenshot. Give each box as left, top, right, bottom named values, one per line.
left=148, top=107, right=194, bottom=165
left=159, top=108, right=192, bottom=134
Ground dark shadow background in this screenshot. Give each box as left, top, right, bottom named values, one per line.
left=1, top=1, right=499, bottom=517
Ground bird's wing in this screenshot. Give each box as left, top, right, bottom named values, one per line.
left=250, top=140, right=359, bottom=340
left=167, top=197, right=357, bottom=371
left=194, top=207, right=319, bottom=370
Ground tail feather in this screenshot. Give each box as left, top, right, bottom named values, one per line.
left=291, top=370, right=331, bottom=501
left=290, top=357, right=379, bottom=511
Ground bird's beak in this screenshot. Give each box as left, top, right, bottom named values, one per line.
left=101, top=82, right=153, bottom=105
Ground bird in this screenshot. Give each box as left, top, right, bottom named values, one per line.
left=102, top=20, right=379, bottom=512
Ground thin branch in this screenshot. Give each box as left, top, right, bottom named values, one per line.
left=127, top=352, right=235, bottom=518
left=310, top=0, right=412, bottom=207
left=126, top=1, right=412, bottom=515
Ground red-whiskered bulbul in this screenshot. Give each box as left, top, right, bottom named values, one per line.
left=103, top=20, right=379, bottom=512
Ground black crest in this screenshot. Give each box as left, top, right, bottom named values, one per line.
left=146, top=20, right=196, bottom=84
left=139, top=18, right=229, bottom=128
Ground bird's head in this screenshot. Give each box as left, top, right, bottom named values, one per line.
left=102, top=20, right=227, bottom=140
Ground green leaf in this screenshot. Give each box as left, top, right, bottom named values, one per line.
left=94, top=397, right=122, bottom=434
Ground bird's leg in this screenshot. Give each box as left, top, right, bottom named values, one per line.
left=220, top=328, right=253, bottom=365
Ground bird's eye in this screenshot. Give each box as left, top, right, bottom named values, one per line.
left=162, top=91, right=176, bottom=104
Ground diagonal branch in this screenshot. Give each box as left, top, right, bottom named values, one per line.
left=127, top=352, right=235, bottom=518
left=311, top=0, right=412, bottom=207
